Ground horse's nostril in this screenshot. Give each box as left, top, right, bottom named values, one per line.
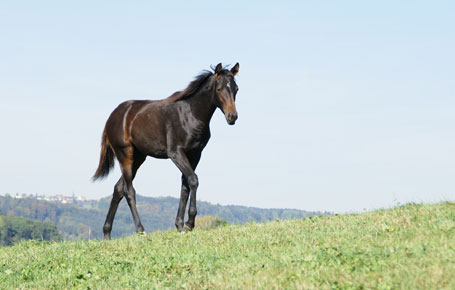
left=226, top=112, right=237, bottom=124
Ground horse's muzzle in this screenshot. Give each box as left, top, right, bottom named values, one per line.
left=226, top=112, right=238, bottom=125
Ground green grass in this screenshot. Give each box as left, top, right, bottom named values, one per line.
left=1, top=202, right=454, bottom=289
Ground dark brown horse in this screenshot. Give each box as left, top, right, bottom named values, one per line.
left=93, top=63, right=239, bottom=239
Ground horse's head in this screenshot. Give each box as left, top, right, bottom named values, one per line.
left=212, top=63, right=239, bottom=125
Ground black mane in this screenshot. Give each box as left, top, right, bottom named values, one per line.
left=179, top=70, right=213, bottom=99
left=175, top=68, right=232, bottom=102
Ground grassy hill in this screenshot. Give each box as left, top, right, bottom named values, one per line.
left=0, top=194, right=322, bottom=240
left=0, top=202, right=454, bottom=289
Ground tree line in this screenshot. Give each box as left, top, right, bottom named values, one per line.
left=0, top=194, right=328, bottom=242
left=0, top=215, right=62, bottom=246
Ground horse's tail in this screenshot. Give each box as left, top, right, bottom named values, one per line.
left=92, top=128, right=115, bottom=181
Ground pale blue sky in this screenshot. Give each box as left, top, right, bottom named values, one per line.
left=0, top=1, right=454, bottom=213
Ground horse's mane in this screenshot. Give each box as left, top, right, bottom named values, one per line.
left=169, top=68, right=231, bottom=103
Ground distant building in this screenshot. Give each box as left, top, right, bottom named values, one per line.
left=11, top=193, right=93, bottom=204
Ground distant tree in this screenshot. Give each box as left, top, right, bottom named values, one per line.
left=196, top=216, right=227, bottom=230
left=0, top=215, right=63, bottom=246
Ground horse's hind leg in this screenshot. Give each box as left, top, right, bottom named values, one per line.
left=103, top=177, right=125, bottom=240
left=119, top=146, right=146, bottom=234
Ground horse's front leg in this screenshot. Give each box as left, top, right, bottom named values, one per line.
left=175, top=175, right=189, bottom=231
left=170, top=148, right=199, bottom=231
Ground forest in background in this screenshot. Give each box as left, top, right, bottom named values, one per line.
left=0, top=215, right=62, bottom=246
left=0, top=194, right=327, bottom=242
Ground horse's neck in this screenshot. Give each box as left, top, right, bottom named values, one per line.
left=185, top=88, right=216, bottom=125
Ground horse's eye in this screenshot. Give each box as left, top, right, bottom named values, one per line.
left=217, top=88, right=221, bottom=92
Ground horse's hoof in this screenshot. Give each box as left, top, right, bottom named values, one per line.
left=183, top=223, right=193, bottom=232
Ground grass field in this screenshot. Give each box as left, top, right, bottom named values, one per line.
left=0, top=202, right=454, bottom=289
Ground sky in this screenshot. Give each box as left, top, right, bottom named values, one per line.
left=0, top=1, right=454, bottom=213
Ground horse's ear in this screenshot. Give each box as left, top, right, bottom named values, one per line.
left=215, top=63, right=223, bottom=74
left=231, top=63, right=239, bottom=76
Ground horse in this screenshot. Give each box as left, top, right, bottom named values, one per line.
left=92, top=63, right=240, bottom=240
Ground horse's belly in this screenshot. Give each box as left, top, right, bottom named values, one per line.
left=130, top=126, right=167, bottom=157
left=147, top=152, right=168, bottom=159
left=132, top=135, right=168, bottom=158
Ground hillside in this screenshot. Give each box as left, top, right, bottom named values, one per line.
left=0, top=202, right=454, bottom=289
left=0, top=195, right=323, bottom=240
left=0, top=215, right=62, bottom=246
